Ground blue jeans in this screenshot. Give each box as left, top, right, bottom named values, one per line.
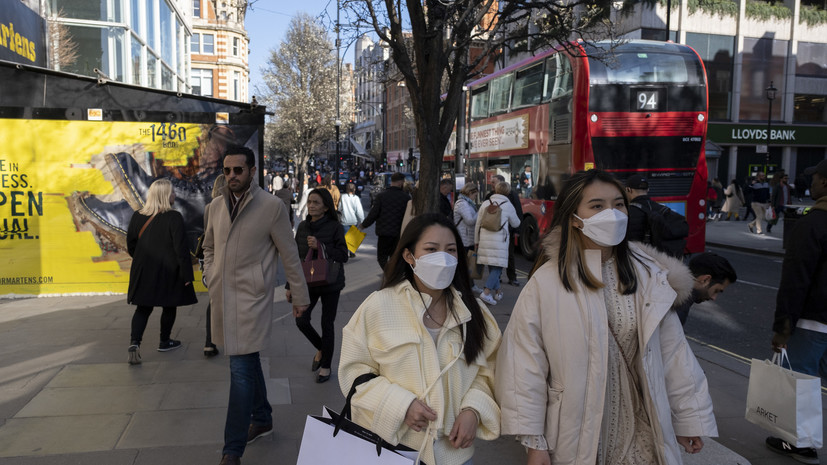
left=785, top=328, right=827, bottom=383
left=485, top=266, right=503, bottom=291
left=224, top=352, right=273, bottom=457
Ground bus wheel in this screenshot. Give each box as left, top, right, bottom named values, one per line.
left=519, top=216, right=539, bottom=261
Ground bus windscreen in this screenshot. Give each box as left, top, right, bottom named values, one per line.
left=587, top=52, right=705, bottom=86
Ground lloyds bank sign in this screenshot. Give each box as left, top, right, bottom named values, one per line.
left=708, top=123, right=825, bottom=146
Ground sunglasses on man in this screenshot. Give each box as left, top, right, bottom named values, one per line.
left=222, top=166, right=246, bottom=176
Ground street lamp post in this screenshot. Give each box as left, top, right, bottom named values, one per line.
left=334, top=119, right=341, bottom=181
left=765, top=81, right=777, bottom=173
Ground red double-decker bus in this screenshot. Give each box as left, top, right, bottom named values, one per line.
left=447, top=40, right=709, bottom=259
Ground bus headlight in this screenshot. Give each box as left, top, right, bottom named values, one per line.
left=698, top=114, right=705, bottom=122
left=590, top=114, right=598, bottom=123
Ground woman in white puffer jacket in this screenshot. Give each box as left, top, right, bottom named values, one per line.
left=474, top=181, right=520, bottom=306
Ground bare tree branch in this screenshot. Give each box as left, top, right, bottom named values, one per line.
left=336, top=0, right=633, bottom=214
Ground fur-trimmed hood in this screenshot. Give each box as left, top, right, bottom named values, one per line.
left=540, top=228, right=693, bottom=307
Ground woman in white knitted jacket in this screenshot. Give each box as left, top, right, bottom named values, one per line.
left=339, top=213, right=501, bottom=465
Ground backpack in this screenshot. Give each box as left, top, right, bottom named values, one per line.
left=631, top=200, right=689, bottom=258
left=480, top=200, right=506, bottom=232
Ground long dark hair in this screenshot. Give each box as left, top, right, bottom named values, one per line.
left=545, top=170, right=644, bottom=294
left=382, top=213, right=488, bottom=363
left=306, top=188, right=340, bottom=223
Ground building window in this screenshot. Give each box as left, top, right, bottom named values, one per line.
left=233, top=71, right=240, bottom=100
left=202, top=33, right=214, bottom=54
left=233, top=37, right=239, bottom=56
left=794, top=94, right=827, bottom=123
left=740, top=37, right=787, bottom=121
left=191, top=68, right=213, bottom=96
left=130, top=0, right=142, bottom=35
left=191, top=33, right=214, bottom=54
left=193, top=0, right=200, bottom=18
left=797, top=42, right=827, bottom=78
left=686, top=32, right=735, bottom=121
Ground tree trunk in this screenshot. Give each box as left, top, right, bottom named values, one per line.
left=413, top=116, right=447, bottom=216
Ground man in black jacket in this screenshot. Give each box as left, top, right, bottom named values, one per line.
left=766, top=159, right=827, bottom=463
left=625, top=174, right=652, bottom=243
left=359, top=172, right=410, bottom=270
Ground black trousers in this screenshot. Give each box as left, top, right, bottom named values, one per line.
left=376, top=235, right=399, bottom=270
left=295, top=289, right=341, bottom=369
left=506, top=231, right=518, bottom=282
left=130, top=305, right=177, bottom=345
left=205, top=302, right=214, bottom=346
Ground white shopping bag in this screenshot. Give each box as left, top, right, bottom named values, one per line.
left=745, top=350, right=823, bottom=448
left=296, top=407, right=416, bottom=465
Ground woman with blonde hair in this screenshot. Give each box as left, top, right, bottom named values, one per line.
left=126, top=178, right=197, bottom=365
left=496, top=170, right=716, bottom=465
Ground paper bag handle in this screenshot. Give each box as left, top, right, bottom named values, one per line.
left=770, top=348, right=790, bottom=368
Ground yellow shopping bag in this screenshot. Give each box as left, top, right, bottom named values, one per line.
left=345, top=225, right=366, bottom=253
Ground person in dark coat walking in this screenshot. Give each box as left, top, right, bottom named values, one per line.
left=767, top=160, right=827, bottom=463
left=359, top=172, right=410, bottom=270
left=288, top=188, right=348, bottom=383
left=126, top=178, right=197, bottom=365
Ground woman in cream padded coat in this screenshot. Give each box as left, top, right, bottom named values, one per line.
left=495, top=170, right=717, bottom=465
left=339, top=213, right=501, bottom=465
left=475, top=181, right=520, bottom=305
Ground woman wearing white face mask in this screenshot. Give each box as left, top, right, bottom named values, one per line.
left=339, top=213, right=502, bottom=465
left=495, top=170, right=717, bottom=465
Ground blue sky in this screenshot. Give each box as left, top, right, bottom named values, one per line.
left=244, top=1, right=355, bottom=99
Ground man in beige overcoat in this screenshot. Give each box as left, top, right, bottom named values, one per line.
left=203, top=145, right=310, bottom=465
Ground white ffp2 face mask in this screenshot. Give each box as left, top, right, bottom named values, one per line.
left=574, top=208, right=628, bottom=247
left=411, top=251, right=458, bottom=290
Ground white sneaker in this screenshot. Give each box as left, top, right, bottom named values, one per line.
left=479, top=291, right=497, bottom=306
left=471, top=285, right=483, bottom=294
left=495, top=290, right=504, bottom=301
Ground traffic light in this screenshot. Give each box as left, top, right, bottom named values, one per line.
left=398, top=159, right=403, bottom=167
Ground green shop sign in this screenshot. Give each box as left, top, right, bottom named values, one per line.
left=708, top=123, right=826, bottom=146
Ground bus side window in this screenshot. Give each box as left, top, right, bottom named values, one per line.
left=471, top=86, right=489, bottom=120
left=543, top=56, right=559, bottom=103
left=552, top=56, right=573, bottom=101
left=489, top=73, right=513, bottom=115
left=513, top=63, right=544, bottom=108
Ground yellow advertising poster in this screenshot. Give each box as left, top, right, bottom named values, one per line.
left=0, top=119, right=243, bottom=296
